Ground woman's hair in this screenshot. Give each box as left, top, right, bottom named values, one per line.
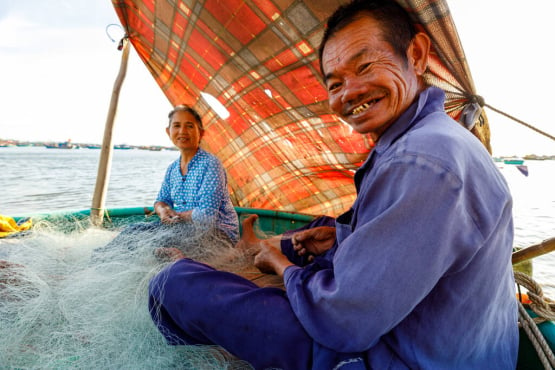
left=167, top=105, right=203, bottom=129
left=318, top=0, right=416, bottom=75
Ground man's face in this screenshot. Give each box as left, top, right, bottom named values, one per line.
left=322, top=15, right=422, bottom=140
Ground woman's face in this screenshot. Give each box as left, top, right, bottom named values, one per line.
left=166, top=110, right=204, bottom=151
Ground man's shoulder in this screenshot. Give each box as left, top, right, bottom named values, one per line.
left=404, top=112, right=486, bottom=160
left=379, top=112, right=496, bottom=186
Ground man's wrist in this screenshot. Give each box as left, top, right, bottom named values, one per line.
left=276, top=260, right=294, bottom=278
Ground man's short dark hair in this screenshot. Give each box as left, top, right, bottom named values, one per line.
left=318, top=0, right=416, bottom=75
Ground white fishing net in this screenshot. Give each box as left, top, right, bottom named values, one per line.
left=0, top=218, right=254, bottom=369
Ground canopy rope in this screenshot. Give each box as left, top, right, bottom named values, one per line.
left=485, top=103, right=555, bottom=143
left=466, top=93, right=555, bottom=143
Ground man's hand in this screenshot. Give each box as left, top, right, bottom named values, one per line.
left=254, top=240, right=293, bottom=277
left=292, top=226, right=336, bottom=260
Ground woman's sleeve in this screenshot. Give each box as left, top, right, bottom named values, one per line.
left=190, top=158, right=228, bottom=225
left=155, top=165, right=174, bottom=208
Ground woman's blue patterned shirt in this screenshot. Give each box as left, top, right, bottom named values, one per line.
left=155, top=148, right=239, bottom=243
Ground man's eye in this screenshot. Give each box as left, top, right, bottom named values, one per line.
left=328, top=82, right=341, bottom=92
left=358, top=63, right=371, bottom=74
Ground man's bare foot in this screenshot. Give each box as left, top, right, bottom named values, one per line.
left=236, top=214, right=262, bottom=255
left=154, top=247, right=185, bottom=262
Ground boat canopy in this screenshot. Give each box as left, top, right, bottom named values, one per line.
left=111, top=0, right=489, bottom=217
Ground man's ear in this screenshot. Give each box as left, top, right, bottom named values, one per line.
left=408, top=32, right=431, bottom=76
left=166, top=126, right=171, bottom=137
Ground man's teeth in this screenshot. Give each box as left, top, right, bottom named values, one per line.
left=352, top=102, right=370, bottom=115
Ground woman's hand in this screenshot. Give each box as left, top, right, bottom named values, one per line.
left=158, top=207, right=180, bottom=224
left=155, top=202, right=192, bottom=224
left=175, top=210, right=193, bottom=222
left=154, top=247, right=186, bottom=261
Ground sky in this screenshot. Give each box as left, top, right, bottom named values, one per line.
left=0, top=0, right=554, bottom=156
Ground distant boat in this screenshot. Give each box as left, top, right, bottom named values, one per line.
left=503, top=157, right=525, bottom=165
left=86, top=144, right=101, bottom=149
left=495, top=157, right=528, bottom=176
left=45, top=140, right=79, bottom=149
left=516, top=165, right=529, bottom=177
left=114, top=144, right=133, bottom=150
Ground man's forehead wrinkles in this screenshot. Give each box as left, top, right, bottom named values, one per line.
left=323, top=47, right=368, bottom=81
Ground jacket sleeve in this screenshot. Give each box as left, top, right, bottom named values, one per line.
left=284, top=156, right=485, bottom=352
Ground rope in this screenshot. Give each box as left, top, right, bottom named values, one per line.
left=460, top=93, right=555, bottom=143
left=514, top=271, right=555, bottom=323
left=484, top=103, right=555, bottom=142
left=514, top=271, right=555, bottom=369
left=518, top=301, right=555, bottom=369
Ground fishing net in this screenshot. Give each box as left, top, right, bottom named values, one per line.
left=0, top=219, right=255, bottom=369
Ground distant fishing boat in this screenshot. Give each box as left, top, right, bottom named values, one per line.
left=504, top=157, right=525, bottom=165
left=44, top=140, right=78, bottom=149
left=138, top=145, right=164, bottom=151
left=114, top=144, right=133, bottom=150
left=495, top=157, right=528, bottom=176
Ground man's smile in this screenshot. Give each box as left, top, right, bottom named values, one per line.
left=347, top=95, right=385, bottom=117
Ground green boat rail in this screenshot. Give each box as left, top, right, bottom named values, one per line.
left=12, top=206, right=316, bottom=236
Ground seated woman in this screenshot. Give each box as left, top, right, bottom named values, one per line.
left=94, top=105, right=238, bottom=259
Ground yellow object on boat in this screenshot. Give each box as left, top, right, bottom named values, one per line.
left=0, top=214, right=32, bottom=237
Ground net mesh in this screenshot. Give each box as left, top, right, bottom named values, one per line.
left=0, top=220, right=255, bottom=369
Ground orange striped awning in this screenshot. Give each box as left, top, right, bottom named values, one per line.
left=111, top=0, right=489, bottom=217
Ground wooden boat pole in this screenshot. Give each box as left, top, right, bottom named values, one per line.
left=512, top=237, right=555, bottom=265
left=91, top=38, right=130, bottom=226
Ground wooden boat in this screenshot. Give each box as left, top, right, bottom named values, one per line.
left=3, top=0, right=555, bottom=368
left=9, top=205, right=555, bottom=369
left=504, top=157, right=526, bottom=165
left=44, top=140, right=79, bottom=149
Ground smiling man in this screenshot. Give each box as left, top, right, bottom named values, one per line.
left=148, top=1, right=518, bottom=369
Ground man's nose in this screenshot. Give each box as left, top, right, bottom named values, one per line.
left=341, top=78, right=367, bottom=104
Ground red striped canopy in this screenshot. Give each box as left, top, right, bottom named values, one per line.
left=111, top=0, right=489, bottom=217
